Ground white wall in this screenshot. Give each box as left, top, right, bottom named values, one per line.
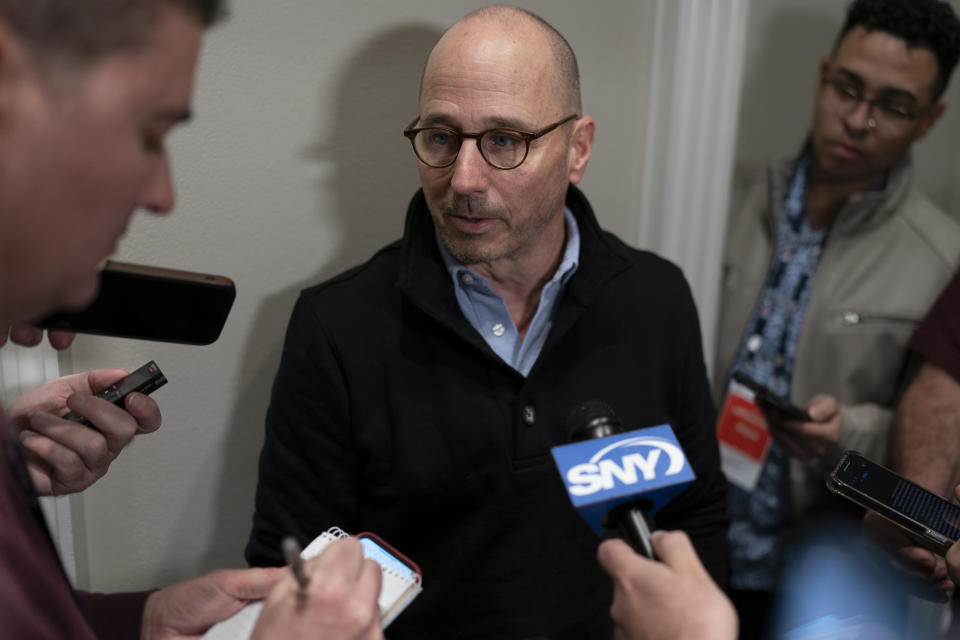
left=67, top=0, right=671, bottom=592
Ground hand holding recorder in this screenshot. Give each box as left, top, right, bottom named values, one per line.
left=7, top=366, right=163, bottom=495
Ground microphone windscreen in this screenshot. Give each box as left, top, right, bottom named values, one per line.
left=565, top=400, right=623, bottom=442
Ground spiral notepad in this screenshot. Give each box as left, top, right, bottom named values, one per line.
left=202, top=527, right=422, bottom=639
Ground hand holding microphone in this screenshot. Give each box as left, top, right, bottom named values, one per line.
left=554, top=402, right=736, bottom=639
left=598, top=532, right=738, bottom=640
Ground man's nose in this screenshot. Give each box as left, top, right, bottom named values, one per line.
left=843, top=99, right=875, bottom=136
left=140, top=153, right=176, bottom=214
left=450, top=140, right=490, bottom=194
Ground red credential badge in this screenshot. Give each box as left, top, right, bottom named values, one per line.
left=716, top=379, right=771, bottom=491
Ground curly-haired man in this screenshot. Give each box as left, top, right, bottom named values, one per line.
left=712, top=0, right=960, bottom=636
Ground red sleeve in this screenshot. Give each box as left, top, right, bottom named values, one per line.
left=910, top=268, right=960, bottom=382
left=77, top=590, right=154, bottom=640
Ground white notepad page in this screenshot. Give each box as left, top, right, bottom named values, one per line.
left=202, top=527, right=422, bottom=639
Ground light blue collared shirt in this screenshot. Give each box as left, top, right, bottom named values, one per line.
left=437, top=207, right=580, bottom=377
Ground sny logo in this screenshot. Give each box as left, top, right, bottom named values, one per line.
left=566, top=437, right=686, bottom=496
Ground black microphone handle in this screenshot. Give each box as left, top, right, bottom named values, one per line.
left=565, top=400, right=658, bottom=559
left=618, top=506, right=657, bottom=559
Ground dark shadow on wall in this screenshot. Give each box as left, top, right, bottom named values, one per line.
left=197, top=24, right=443, bottom=571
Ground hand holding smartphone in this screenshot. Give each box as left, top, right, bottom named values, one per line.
left=36, top=261, right=235, bottom=345
left=828, top=451, right=960, bottom=556
left=732, top=371, right=812, bottom=422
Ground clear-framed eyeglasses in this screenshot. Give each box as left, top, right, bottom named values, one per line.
left=818, top=74, right=933, bottom=135
left=402, top=114, right=579, bottom=170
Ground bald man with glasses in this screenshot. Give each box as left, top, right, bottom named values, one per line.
left=712, top=0, right=960, bottom=636
left=246, top=6, right=729, bottom=639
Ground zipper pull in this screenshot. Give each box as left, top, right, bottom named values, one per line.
left=842, top=311, right=862, bottom=326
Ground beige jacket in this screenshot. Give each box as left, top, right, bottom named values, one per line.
left=713, top=154, right=960, bottom=512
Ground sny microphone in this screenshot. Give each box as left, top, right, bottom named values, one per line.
left=550, top=400, right=695, bottom=558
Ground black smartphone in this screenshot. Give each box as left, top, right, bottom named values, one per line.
left=828, top=450, right=960, bottom=556
left=732, top=370, right=812, bottom=422
left=36, top=261, right=235, bottom=345
left=63, top=360, right=168, bottom=429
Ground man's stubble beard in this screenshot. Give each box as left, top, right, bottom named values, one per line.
left=431, top=149, right=571, bottom=267
left=435, top=191, right=565, bottom=267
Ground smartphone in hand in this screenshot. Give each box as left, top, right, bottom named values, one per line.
left=732, top=371, right=812, bottom=422
left=828, top=450, right=960, bottom=556
left=36, top=261, right=235, bottom=345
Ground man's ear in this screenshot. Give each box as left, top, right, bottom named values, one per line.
left=818, top=56, right=831, bottom=80
left=567, top=115, right=594, bottom=185
left=914, top=99, right=946, bottom=140
left=814, top=56, right=831, bottom=93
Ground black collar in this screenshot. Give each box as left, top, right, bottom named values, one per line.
left=396, top=185, right=633, bottom=366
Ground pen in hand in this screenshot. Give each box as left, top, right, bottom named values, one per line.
left=282, top=536, right=309, bottom=590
